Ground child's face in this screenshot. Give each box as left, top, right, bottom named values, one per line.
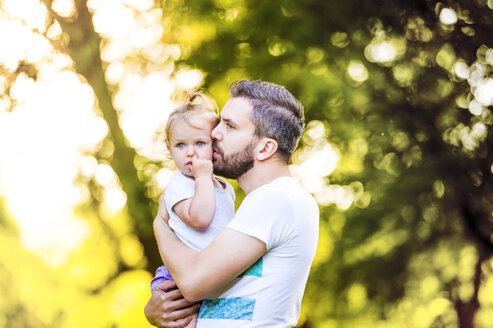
left=167, top=119, right=214, bottom=177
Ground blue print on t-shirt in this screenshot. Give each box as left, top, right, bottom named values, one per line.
left=198, top=297, right=256, bottom=320
left=242, top=257, right=263, bottom=277
left=198, top=257, right=263, bottom=320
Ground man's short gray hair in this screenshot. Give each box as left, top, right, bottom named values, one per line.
left=230, top=79, right=305, bottom=162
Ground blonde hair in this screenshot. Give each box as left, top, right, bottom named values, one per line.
left=165, top=92, right=219, bottom=145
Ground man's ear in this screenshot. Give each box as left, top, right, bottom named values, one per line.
left=256, top=138, right=278, bottom=161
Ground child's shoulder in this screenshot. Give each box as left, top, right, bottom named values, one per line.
left=167, top=172, right=195, bottom=189
left=212, top=175, right=226, bottom=189
left=213, top=175, right=235, bottom=190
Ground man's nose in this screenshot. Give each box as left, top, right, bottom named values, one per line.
left=211, top=125, right=222, bottom=141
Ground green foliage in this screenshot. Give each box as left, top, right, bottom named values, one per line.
left=1, top=0, right=492, bottom=327
left=162, top=0, right=493, bottom=326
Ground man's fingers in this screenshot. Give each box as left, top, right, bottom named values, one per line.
left=157, top=189, right=170, bottom=222
left=145, top=279, right=199, bottom=328
left=154, top=284, right=194, bottom=304
left=153, top=280, right=198, bottom=308
left=164, top=303, right=201, bottom=322
left=168, top=295, right=199, bottom=310
left=165, top=288, right=190, bottom=302
left=154, top=280, right=177, bottom=292
left=158, top=315, right=193, bottom=328
left=159, top=189, right=167, bottom=204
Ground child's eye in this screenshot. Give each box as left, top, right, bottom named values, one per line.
left=196, top=141, right=205, bottom=146
left=226, top=123, right=234, bottom=129
left=176, top=143, right=185, bottom=148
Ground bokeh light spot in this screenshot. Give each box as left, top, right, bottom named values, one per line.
left=440, top=8, right=458, bottom=25
left=93, top=3, right=136, bottom=38
left=119, top=234, right=144, bottom=267
left=103, top=187, right=127, bottom=213
left=175, top=69, right=204, bottom=90
left=366, top=41, right=397, bottom=63
left=474, top=78, right=493, bottom=106
left=347, top=60, right=369, bottom=83
left=468, top=100, right=484, bottom=116
left=331, top=31, right=350, bottom=48
left=51, top=0, right=75, bottom=18
left=453, top=60, right=469, bottom=79
left=95, top=163, right=117, bottom=186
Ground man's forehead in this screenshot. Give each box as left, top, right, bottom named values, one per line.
left=220, top=97, right=252, bottom=120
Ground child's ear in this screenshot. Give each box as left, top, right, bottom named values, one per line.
left=256, top=138, right=278, bottom=161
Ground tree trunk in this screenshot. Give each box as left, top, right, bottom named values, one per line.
left=455, top=246, right=488, bottom=328
left=42, top=0, right=162, bottom=271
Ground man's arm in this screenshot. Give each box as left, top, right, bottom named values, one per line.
left=154, top=217, right=266, bottom=302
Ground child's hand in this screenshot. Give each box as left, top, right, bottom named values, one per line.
left=191, top=155, right=213, bottom=179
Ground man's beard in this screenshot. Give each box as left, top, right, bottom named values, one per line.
left=213, top=140, right=255, bottom=179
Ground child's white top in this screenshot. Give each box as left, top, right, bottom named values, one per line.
left=165, top=172, right=236, bottom=252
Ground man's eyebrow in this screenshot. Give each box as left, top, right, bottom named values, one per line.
left=220, top=116, right=237, bottom=126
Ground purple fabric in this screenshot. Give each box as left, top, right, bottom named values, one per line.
left=150, top=265, right=174, bottom=292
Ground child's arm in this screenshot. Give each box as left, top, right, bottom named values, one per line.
left=172, top=156, right=215, bottom=230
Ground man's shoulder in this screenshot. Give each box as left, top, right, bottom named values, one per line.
left=265, top=177, right=317, bottom=206
left=244, top=182, right=291, bottom=206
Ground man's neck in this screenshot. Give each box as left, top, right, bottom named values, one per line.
left=237, top=161, right=291, bottom=195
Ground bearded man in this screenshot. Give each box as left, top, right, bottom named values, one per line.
left=145, top=80, right=319, bottom=328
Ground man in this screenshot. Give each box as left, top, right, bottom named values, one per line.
left=145, top=80, right=319, bottom=327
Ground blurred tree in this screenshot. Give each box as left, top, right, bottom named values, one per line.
left=0, top=0, right=492, bottom=327
left=1, top=0, right=167, bottom=324
left=40, top=0, right=162, bottom=274
left=158, top=0, right=493, bottom=327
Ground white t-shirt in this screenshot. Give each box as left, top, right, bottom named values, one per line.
left=197, top=177, right=319, bottom=328
left=165, top=172, right=235, bottom=252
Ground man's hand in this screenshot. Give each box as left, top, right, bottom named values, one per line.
left=144, top=280, right=200, bottom=328
left=157, top=190, right=170, bottom=223
left=191, top=155, right=213, bottom=180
